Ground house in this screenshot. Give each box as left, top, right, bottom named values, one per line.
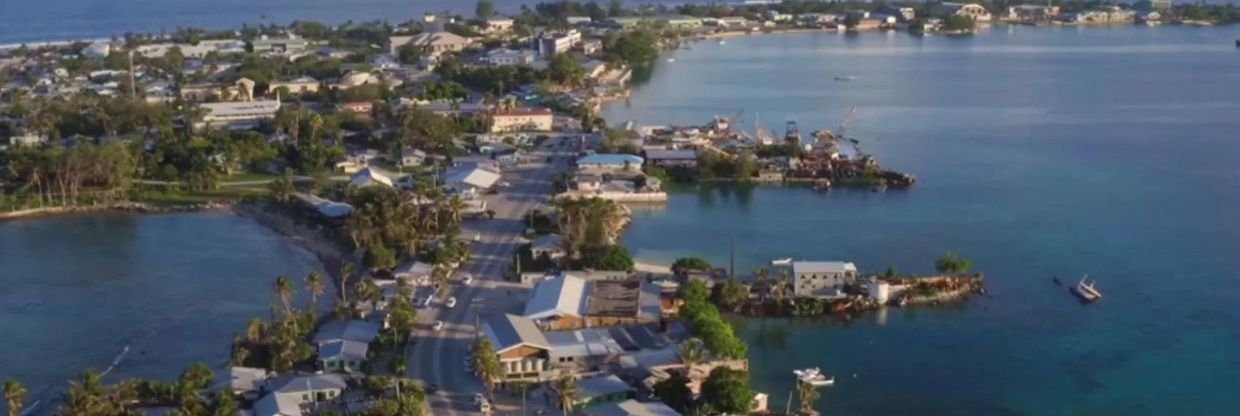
left=293, top=193, right=353, bottom=220
left=390, top=32, right=473, bottom=56
left=481, top=314, right=554, bottom=382
left=6, top=133, right=47, bottom=147
left=644, top=149, right=697, bottom=168
left=523, top=275, right=662, bottom=330
left=791, top=261, right=858, bottom=298
left=530, top=233, right=566, bottom=260
left=662, top=16, right=704, bottom=29
left=199, top=99, right=281, bottom=128
left=1006, top=5, right=1059, bottom=21
left=269, top=76, right=320, bottom=95
left=314, top=320, right=381, bottom=345
left=252, top=374, right=347, bottom=416
left=249, top=35, right=310, bottom=55
left=533, top=30, right=583, bottom=57
left=443, top=163, right=501, bottom=195
left=400, top=148, right=427, bottom=167
left=573, top=375, right=637, bottom=410
left=339, top=101, right=373, bottom=117
left=932, top=2, right=993, bottom=22
left=350, top=167, right=394, bottom=188
left=877, top=6, right=917, bottom=21
left=317, top=339, right=368, bottom=373
left=583, top=38, right=603, bottom=55
left=492, top=108, right=554, bottom=132
left=485, top=18, right=516, bottom=33
left=82, top=42, right=111, bottom=59
left=765, top=11, right=794, bottom=22
left=576, top=154, right=644, bottom=172
left=485, top=48, right=538, bottom=66
left=581, top=399, right=682, bottom=416
left=220, top=367, right=270, bottom=401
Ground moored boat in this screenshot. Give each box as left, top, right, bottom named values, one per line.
left=793, top=368, right=836, bottom=386
left=1070, top=275, right=1102, bottom=302
left=770, top=258, right=793, bottom=266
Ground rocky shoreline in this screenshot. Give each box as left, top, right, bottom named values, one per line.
left=0, top=200, right=234, bottom=221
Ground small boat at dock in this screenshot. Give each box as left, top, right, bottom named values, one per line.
left=666, top=58, right=676, bottom=63
left=794, top=368, right=835, bottom=386
left=718, top=39, right=726, bottom=45
left=770, top=258, right=793, bottom=266
left=1070, top=275, right=1101, bottom=302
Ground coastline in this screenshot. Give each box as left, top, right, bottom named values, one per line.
left=0, top=200, right=233, bottom=222
left=231, top=203, right=352, bottom=297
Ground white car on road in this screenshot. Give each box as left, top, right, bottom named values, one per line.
left=461, top=275, right=473, bottom=285
left=446, top=297, right=457, bottom=308
left=432, top=320, right=444, bottom=331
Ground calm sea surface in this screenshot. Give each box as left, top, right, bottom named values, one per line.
left=0, top=212, right=323, bottom=411
left=606, top=26, right=1240, bottom=415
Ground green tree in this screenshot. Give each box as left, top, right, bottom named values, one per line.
left=470, top=337, right=504, bottom=397
left=677, top=338, right=705, bottom=377
left=476, top=0, right=496, bottom=20
left=700, top=367, right=752, bottom=415
left=713, top=278, right=749, bottom=311
left=935, top=251, right=972, bottom=275
left=550, top=374, right=577, bottom=415
left=274, top=275, right=295, bottom=316
left=681, top=280, right=710, bottom=304
left=4, top=379, right=26, bottom=416
left=672, top=257, right=712, bottom=273
left=364, top=242, right=397, bottom=271
left=306, top=272, right=326, bottom=311
left=652, top=373, right=693, bottom=413
left=942, top=15, right=977, bottom=33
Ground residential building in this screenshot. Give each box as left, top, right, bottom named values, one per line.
left=644, top=149, right=697, bottom=168
left=765, top=11, right=794, bottom=22
left=134, top=40, right=245, bottom=59
left=316, top=339, right=368, bottom=373
left=350, top=167, right=394, bottom=188
left=534, top=30, right=583, bottom=57
left=6, top=133, right=46, bottom=147
left=269, top=76, right=320, bottom=95
left=221, top=367, right=270, bottom=401
left=523, top=275, right=662, bottom=330
left=249, top=35, right=310, bottom=55
left=576, top=154, right=644, bottom=172
left=481, top=314, right=553, bottom=382
left=485, top=48, right=538, bottom=66
left=878, top=6, right=917, bottom=21
left=581, top=400, right=682, bottom=416
left=485, top=18, right=516, bottom=33
left=400, top=148, right=427, bottom=167
left=199, top=99, right=281, bottom=128
left=1006, top=5, right=1060, bottom=21
left=567, top=16, right=593, bottom=26
left=492, top=108, right=554, bottom=132
left=443, top=163, right=501, bottom=195
left=559, top=375, right=636, bottom=411
left=82, top=42, right=111, bottom=59
left=932, top=2, right=993, bottom=22
left=530, top=233, right=567, bottom=260
left=583, top=38, right=603, bottom=55
left=252, top=374, right=347, bottom=416
left=339, top=101, right=373, bottom=117
left=662, top=16, right=704, bottom=29
left=791, top=261, right=858, bottom=298
left=391, top=32, right=473, bottom=56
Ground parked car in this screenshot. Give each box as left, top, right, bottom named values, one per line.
left=446, top=297, right=457, bottom=308
left=462, top=275, right=473, bottom=285
left=432, top=320, right=444, bottom=331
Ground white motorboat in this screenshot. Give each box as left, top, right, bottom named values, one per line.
left=1070, top=275, right=1102, bottom=302
left=770, top=258, right=793, bottom=266
left=666, top=58, right=676, bottom=63
left=834, top=75, right=858, bottom=81
left=793, top=368, right=836, bottom=386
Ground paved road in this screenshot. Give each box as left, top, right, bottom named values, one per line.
left=408, top=140, right=573, bottom=415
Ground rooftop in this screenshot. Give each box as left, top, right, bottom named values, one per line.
left=546, top=327, right=626, bottom=358
left=484, top=314, right=551, bottom=353
left=581, top=399, right=682, bottom=416
left=200, top=100, right=281, bottom=118
left=318, top=339, right=369, bottom=362
left=524, top=275, right=588, bottom=320
left=645, top=149, right=697, bottom=161
left=314, top=320, right=381, bottom=344
left=577, top=154, right=645, bottom=166
left=585, top=280, right=643, bottom=318
left=576, top=374, right=635, bottom=400
left=495, top=107, right=553, bottom=117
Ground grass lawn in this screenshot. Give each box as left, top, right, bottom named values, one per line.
left=135, top=186, right=271, bottom=206
left=221, top=172, right=280, bottom=183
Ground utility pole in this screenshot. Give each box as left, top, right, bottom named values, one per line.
left=127, top=50, right=137, bottom=99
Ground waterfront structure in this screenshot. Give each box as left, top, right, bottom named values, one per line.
left=791, top=261, right=858, bottom=298
left=484, top=17, right=515, bottom=33
left=491, top=108, right=553, bottom=132
left=222, top=367, right=270, bottom=401
left=523, top=275, right=661, bottom=330
left=249, top=35, right=310, bottom=56
left=581, top=399, right=682, bottom=416
left=1006, top=5, right=1060, bottom=21
left=253, top=374, right=347, bottom=416
left=199, top=99, right=280, bottom=128
left=932, top=2, right=993, bottom=22
left=644, top=149, right=698, bottom=168
left=576, top=154, right=644, bottom=173
left=1059, top=7, right=1135, bottom=24
left=534, top=30, right=583, bottom=57
left=609, top=15, right=702, bottom=29
left=485, top=48, right=538, bottom=66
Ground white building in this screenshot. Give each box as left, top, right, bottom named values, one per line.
left=485, top=18, right=516, bottom=33
left=252, top=374, right=347, bottom=416
left=82, top=42, right=111, bottom=59
left=791, top=261, right=858, bottom=298
left=486, top=48, right=538, bottom=66
left=933, top=2, right=993, bottom=22
left=491, top=108, right=554, bottom=132
left=443, top=164, right=501, bottom=195
left=199, top=99, right=281, bottom=128
left=533, top=30, right=582, bottom=57
left=350, top=167, right=394, bottom=188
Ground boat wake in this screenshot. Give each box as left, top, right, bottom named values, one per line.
left=100, top=345, right=131, bottom=377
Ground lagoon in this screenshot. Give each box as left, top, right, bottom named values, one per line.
left=0, top=212, right=323, bottom=410
left=609, top=26, right=1240, bottom=414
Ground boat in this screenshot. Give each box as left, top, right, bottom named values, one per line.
left=666, top=58, right=676, bottom=63
left=793, top=368, right=836, bottom=386
left=834, top=75, right=857, bottom=81
left=718, top=39, right=726, bottom=45
left=1070, top=275, right=1102, bottom=302
left=1052, top=276, right=1063, bottom=286
left=770, top=258, right=793, bottom=266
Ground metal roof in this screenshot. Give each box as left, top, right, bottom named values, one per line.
left=483, top=314, right=550, bottom=353
left=791, top=261, right=857, bottom=275
left=575, top=375, right=635, bottom=400
left=314, top=320, right=381, bottom=344
left=577, top=154, right=645, bottom=166
left=523, top=275, right=588, bottom=320
left=318, top=339, right=369, bottom=361
left=582, top=399, right=682, bottom=416
left=444, top=165, right=501, bottom=189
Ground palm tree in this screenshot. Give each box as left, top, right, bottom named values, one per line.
left=677, top=338, right=705, bottom=379
left=550, top=374, right=577, bottom=416
left=357, top=277, right=381, bottom=307
left=796, top=379, right=820, bottom=415
left=772, top=270, right=792, bottom=303
left=338, top=262, right=355, bottom=303
left=305, top=272, right=325, bottom=311
left=332, top=298, right=351, bottom=320
left=273, top=275, right=294, bottom=317
left=4, top=379, right=27, bottom=416
left=308, top=114, right=324, bottom=142
left=470, top=338, right=503, bottom=397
